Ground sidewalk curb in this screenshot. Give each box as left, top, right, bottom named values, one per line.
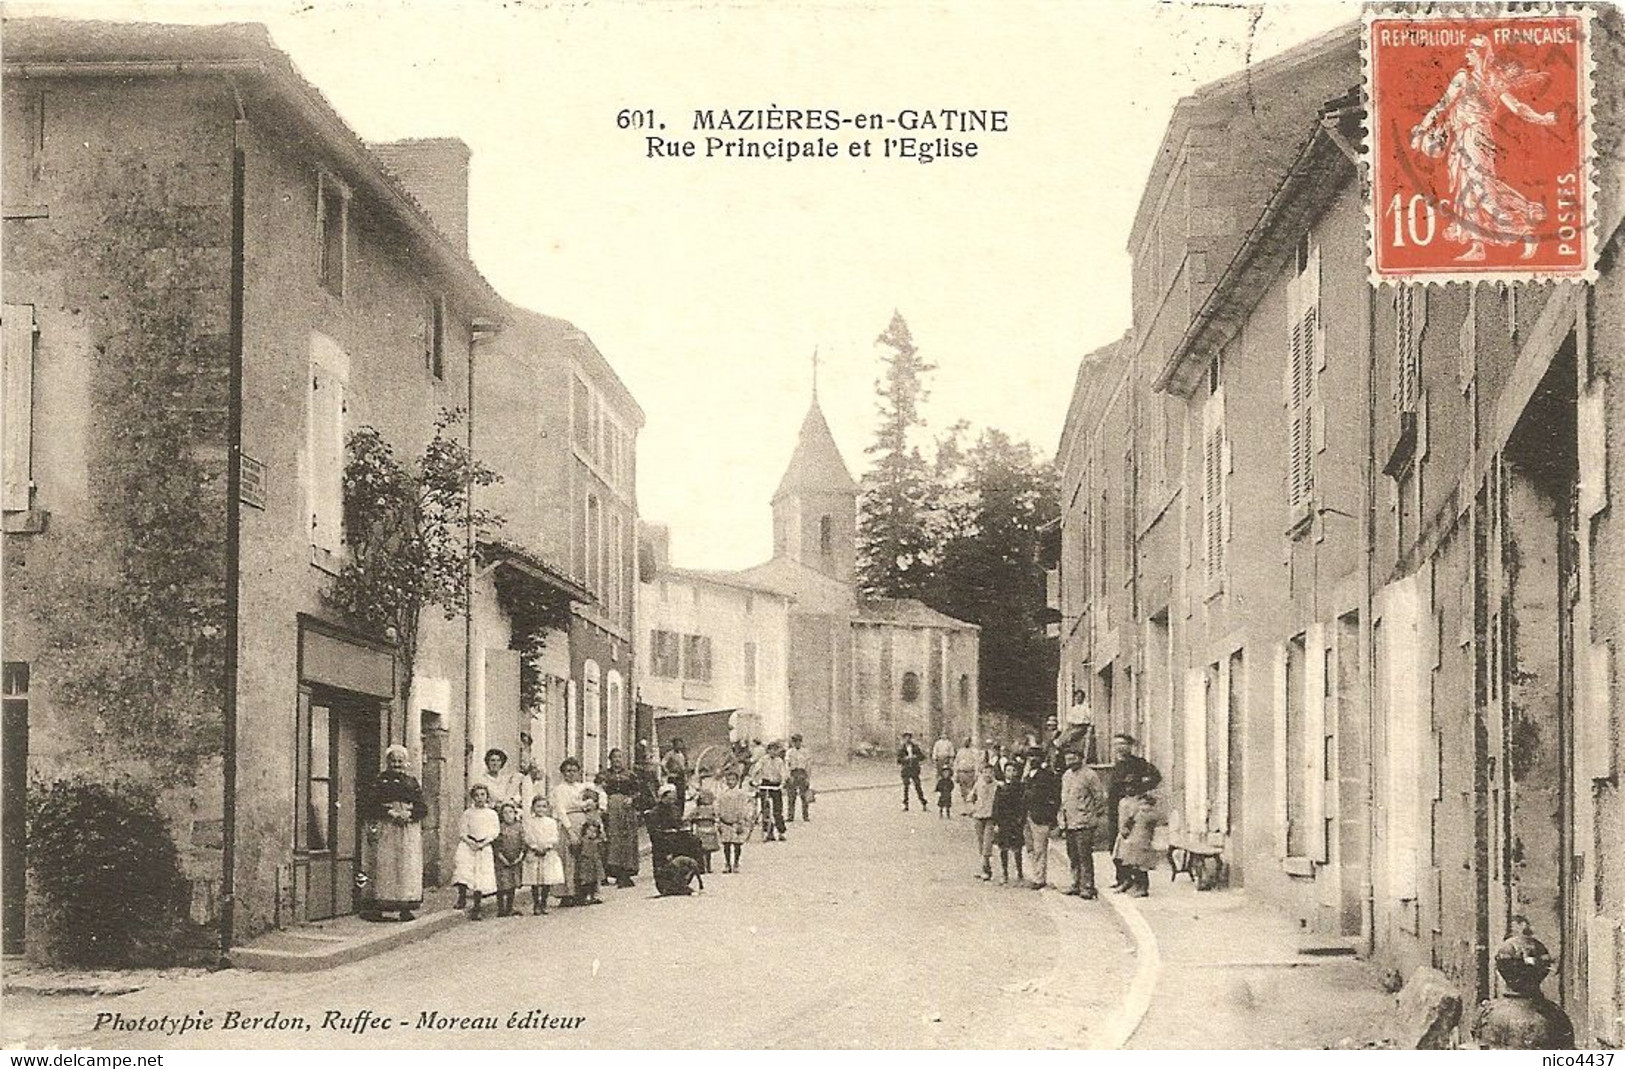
left=228, top=909, right=463, bottom=973
left=1094, top=868, right=1161, bottom=1049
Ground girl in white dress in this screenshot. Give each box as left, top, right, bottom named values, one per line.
left=451, top=784, right=499, bottom=920
left=522, top=795, right=565, bottom=914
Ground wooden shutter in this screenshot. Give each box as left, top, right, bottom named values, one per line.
left=1306, top=623, right=1328, bottom=863
left=308, top=365, right=345, bottom=551
left=1214, top=656, right=1231, bottom=835
left=1183, top=669, right=1206, bottom=834
left=2, top=305, right=36, bottom=510
left=1204, top=425, right=1223, bottom=584
left=1273, top=643, right=1290, bottom=858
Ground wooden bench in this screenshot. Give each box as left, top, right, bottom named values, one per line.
left=1167, top=840, right=1226, bottom=890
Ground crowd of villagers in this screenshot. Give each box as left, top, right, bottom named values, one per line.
left=362, top=737, right=794, bottom=921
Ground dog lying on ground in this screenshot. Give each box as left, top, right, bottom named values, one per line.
left=654, top=855, right=703, bottom=896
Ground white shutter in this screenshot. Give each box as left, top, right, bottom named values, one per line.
left=1306, top=623, right=1328, bottom=863
left=1184, top=669, right=1207, bottom=836
left=1214, top=656, right=1231, bottom=835
left=2, top=305, right=36, bottom=510
left=1273, top=642, right=1289, bottom=858
left=308, top=333, right=349, bottom=552
left=1383, top=578, right=1422, bottom=899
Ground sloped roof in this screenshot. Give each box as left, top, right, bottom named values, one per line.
left=660, top=566, right=795, bottom=600
left=855, top=598, right=979, bottom=632
left=730, top=555, right=856, bottom=612
left=1127, top=21, right=1360, bottom=253
left=772, top=401, right=858, bottom=501
left=4, top=19, right=503, bottom=318
left=501, top=304, right=645, bottom=427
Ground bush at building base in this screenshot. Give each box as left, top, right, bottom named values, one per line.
left=26, top=776, right=187, bottom=966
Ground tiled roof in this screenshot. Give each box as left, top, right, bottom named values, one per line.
left=855, top=597, right=978, bottom=631
left=4, top=18, right=503, bottom=317
left=773, top=401, right=858, bottom=500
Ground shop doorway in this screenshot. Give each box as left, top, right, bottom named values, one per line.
left=296, top=688, right=381, bottom=921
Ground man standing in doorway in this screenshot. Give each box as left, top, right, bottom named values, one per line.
left=897, top=732, right=928, bottom=812
left=785, top=734, right=812, bottom=823
left=1056, top=748, right=1106, bottom=898
left=931, top=732, right=955, bottom=775
left=1107, top=733, right=1162, bottom=891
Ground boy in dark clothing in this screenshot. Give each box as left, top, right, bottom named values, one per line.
left=992, top=766, right=1027, bottom=885
left=935, top=767, right=955, bottom=818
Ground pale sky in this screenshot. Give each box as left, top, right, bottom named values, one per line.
left=20, top=0, right=1360, bottom=568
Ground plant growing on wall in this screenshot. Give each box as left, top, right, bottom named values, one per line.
left=323, top=410, right=502, bottom=708
left=489, top=547, right=574, bottom=714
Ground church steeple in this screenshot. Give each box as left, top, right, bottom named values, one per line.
left=771, top=389, right=858, bottom=583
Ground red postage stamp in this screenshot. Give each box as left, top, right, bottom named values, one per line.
left=1365, top=8, right=1594, bottom=283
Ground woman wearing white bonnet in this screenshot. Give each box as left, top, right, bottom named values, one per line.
left=362, top=743, right=427, bottom=921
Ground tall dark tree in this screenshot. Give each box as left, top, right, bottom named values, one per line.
left=925, top=429, right=1059, bottom=724
left=858, top=311, right=937, bottom=600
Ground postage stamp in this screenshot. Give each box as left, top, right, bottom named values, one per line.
left=1364, top=7, right=1595, bottom=284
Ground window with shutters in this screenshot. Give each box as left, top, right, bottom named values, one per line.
left=317, top=173, right=349, bottom=299
left=423, top=296, right=445, bottom=380
left=682, top=634, right=712, bottom=682
left=307, top=333, right=348, bottom=554
left=585, top=493, right=602, bottom=595
left=1395, top=286, right=1420, bottom=414
left=1202, top=388, right=1228, bottom=592
left=1285, top=235, right=1320, bottom=530
left=1121, top=448, right=1134, bottom=577
left=650, top=629, right=681, bottom=678
left=743, top=641, right=758, bottom=689
left=3, top=305, right=37, bottom=512
left=571, top=375, right=592, bottom=453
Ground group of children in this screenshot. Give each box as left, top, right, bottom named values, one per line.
left=450, top=763, right=777, bottom=918
left=450, top=784, right=605, bottom=919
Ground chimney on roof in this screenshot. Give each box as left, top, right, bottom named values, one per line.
left=367, top=137, right=471, bottom=253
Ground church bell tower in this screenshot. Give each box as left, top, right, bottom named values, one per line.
left=771, top=363, right=858, bottom=584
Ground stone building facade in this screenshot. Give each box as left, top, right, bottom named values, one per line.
left=0, top=19, right=644, bottom=956
left=636, top=532, right=793, bottom=744
left=1056, top=17, right=1625, bottom=1043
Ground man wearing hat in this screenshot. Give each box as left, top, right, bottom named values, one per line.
left=1056, top=748, right=1107, bottom=897
left=896, top=732, right=928, bottom=812
left=1022, top=747, right=1062, bottom=890
left=1108, top=733, right=1162, bottom=891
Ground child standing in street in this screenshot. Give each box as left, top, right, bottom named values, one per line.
left=716, top=768, right=754, bottom=873
left=690, top=784, right=721, bottom=873
left=493, top=801, right=526, bottom=916
left=522, top=795, right=564, bottom=915
left=1114, top=791, right=1161, bottom=898
left=992, top=762, right=1027, bottom=885
left=935, top=766, right=955, bottom=818
left=966, top=764, right=999, bottom=881
left=575, top=787, right=607, bottom=904
left=451, top=784, right=498, bottom=919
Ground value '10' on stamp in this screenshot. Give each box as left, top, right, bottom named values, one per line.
left=1365, top=8, right=1595, bottom=284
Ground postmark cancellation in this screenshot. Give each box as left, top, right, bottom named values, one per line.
left=1364, top=5, right=1597, bottom=284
